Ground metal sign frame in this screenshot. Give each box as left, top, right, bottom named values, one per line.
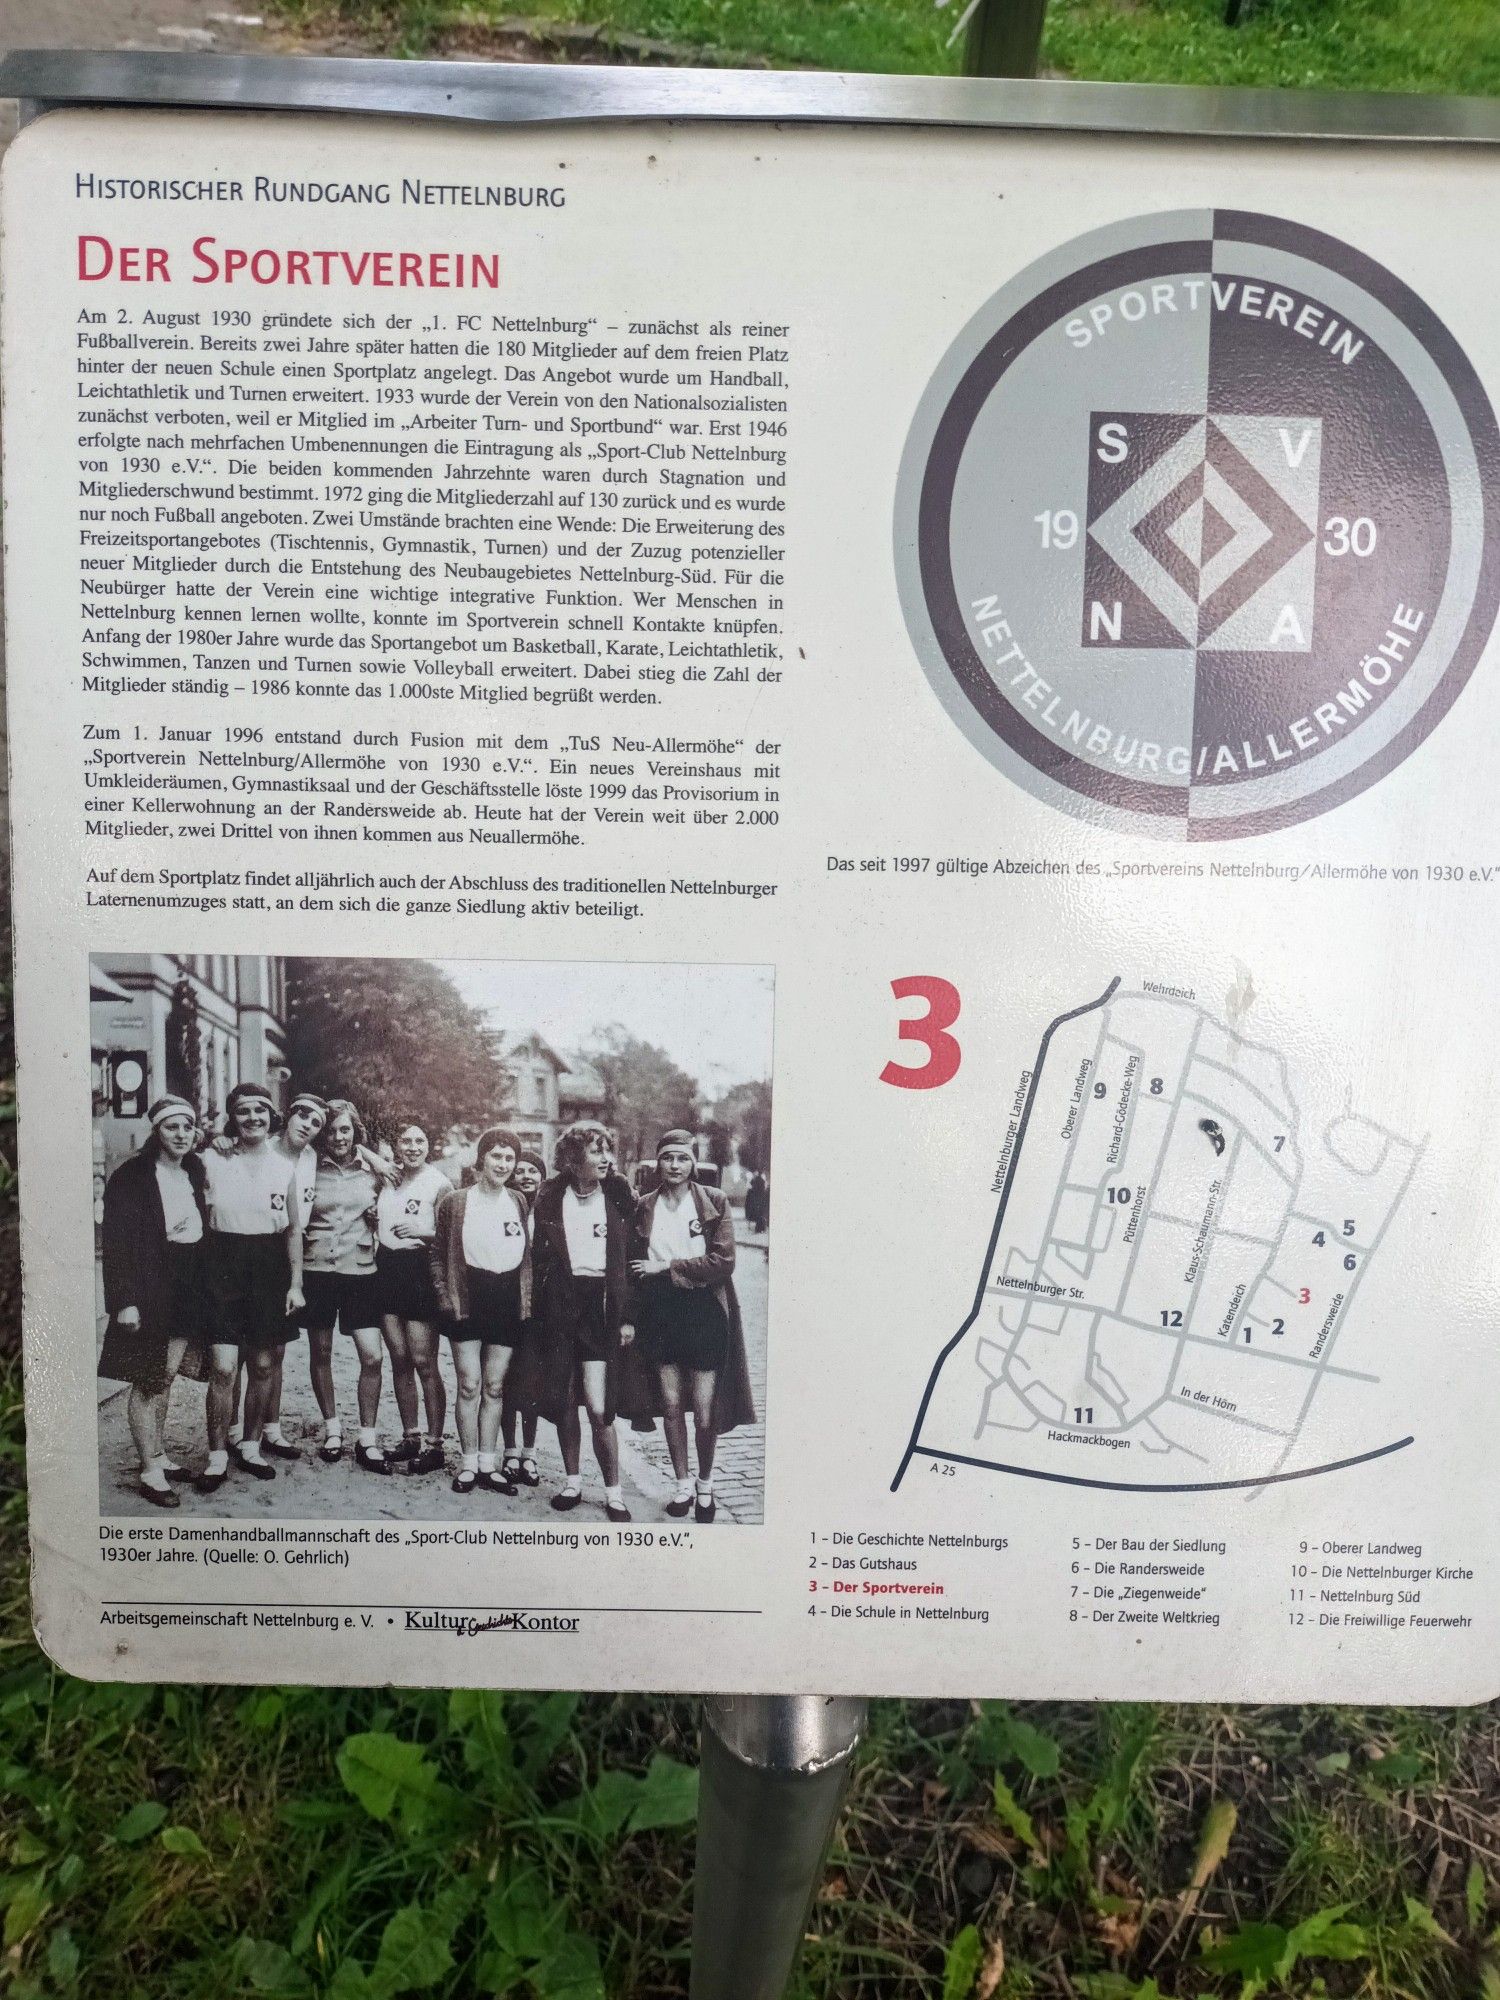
left=3, top=47, right=1500, bottom=143
left=5, top=49, right=1498, bottom=1999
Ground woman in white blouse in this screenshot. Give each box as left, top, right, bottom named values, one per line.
left=376, top=1119, right=452, bottom=1477
left=627, top=1130, right=756, bottom=1525
left=430, top=1127, right=533, bottom=1495
left=199, top=1081, right=303, bottom=1494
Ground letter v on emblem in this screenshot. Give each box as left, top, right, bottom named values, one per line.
left=1279, top=426, right=1313, bottom=468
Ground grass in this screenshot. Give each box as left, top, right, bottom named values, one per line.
left=270, top=0, right=1500, bottom=94
left=4, top=1382, right=1500, bottom=1997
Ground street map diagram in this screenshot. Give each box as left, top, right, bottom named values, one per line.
left=894, top=980, right=1422, bottom=1493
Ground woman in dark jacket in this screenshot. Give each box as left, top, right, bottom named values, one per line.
left=627, top=1130, right=755, bottom=1524
left=532, top=1121, right=637, bottom=1522
left=98, top=1095, right=211, bottom=1509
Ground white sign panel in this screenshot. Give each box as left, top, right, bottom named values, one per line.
left=6, top=97, right=1498, bottom=1697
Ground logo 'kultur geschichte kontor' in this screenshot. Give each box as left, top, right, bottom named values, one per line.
left=895, top=210, right=1500, bottom=840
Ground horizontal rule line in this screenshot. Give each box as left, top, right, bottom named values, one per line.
left=103, top=1600, right=761, bottom=1615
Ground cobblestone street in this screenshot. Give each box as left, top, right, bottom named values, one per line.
left=99, top=1224, right=768, bottom=1526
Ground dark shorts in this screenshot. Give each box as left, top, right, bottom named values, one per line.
left=303, top=1267, right=381, bottom=1336
left=210, top=1231, right=294, bottom=1355
left=377, top=1244, right=438, bottom=1322
left=638, top=1273, right=728, bottom=1373
left=453, top=1264, right=524, bottom=1349
left=98, top=1239, right=210, bottom=1391
left=537, top=1278, right=618, bottom=1422
left=567, top=1274, right=615, bottom=1363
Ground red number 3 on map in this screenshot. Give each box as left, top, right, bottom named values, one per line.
left=881, top=976, right=961, bottom=1089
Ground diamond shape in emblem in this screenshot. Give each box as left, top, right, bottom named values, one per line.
left=1198, top=498, right=1236, bottom=568
left=1083, top=412, right=1322, bottom=651
left=1131, top=461, right=1209, bottom=608
left=1197, top=421, right=1317, bottom=644
left=1166, top=496, right=1205, bottom=569
left=1085, top=417, right=1206, bottom=645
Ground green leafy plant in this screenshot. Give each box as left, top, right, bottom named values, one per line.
left=480, top=1868, right=604, bottom=1999
left=943, top=1921, right=984, bottom=2000
left=337, top=1731, right=453, bottom=1834
left=1201, top=1901, right=1371, bottom=1993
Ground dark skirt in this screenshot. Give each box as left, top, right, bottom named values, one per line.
left=98, top=1240, right=209, bottom=1391
left=377, top=1243, right=439, bottom=1322
left=303, top=1266, right=381, bottom=1336
left=637, top=1272, right=728, bottom=1372
left=210, top=1231, right=295, bottom=1354
left=453, top=1265, right=524, bottom=1349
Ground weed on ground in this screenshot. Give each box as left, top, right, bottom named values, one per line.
left=2, top=1362, right=1498, bottom=1997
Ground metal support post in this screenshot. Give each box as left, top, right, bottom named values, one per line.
left=690, top=1694, right=868, bottom=2000
left=962, top=0, right=1049, bottom=78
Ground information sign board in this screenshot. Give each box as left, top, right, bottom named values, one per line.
left=5, top=64, right=1498, bottom=1696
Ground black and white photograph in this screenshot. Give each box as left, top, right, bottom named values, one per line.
left=90, top=954, right=773, bottom=1525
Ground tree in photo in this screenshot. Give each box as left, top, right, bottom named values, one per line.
left=285, top=958, right=509, bottom=1140
left=580, top=1025, right=701, bottom=1168
left=713, top=1078, right=773, bottom=1174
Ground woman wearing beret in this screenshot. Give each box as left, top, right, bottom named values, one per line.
left=98, top=1095, right=211, bottom=1509
left=430, top=1127, right=532, bottom=1496
left=533, top=1122, right=637, bottom=1523
left=199, top=1080, right=303, bottom=1494
left=376, top=1118, right=451, bottom=1477
left=628, top=1130, right=756, bottom=1524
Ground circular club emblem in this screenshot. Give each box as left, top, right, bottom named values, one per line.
left=896, top=210, right=1500, bottom=840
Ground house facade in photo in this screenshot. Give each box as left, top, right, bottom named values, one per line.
left=91, top=953, right=290, bottom=1185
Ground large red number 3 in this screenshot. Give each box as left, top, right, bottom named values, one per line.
left=881, top=976, right=962, bottom=1090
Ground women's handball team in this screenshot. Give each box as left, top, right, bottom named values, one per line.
left=99, top=1085, right=757, bottom=1523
